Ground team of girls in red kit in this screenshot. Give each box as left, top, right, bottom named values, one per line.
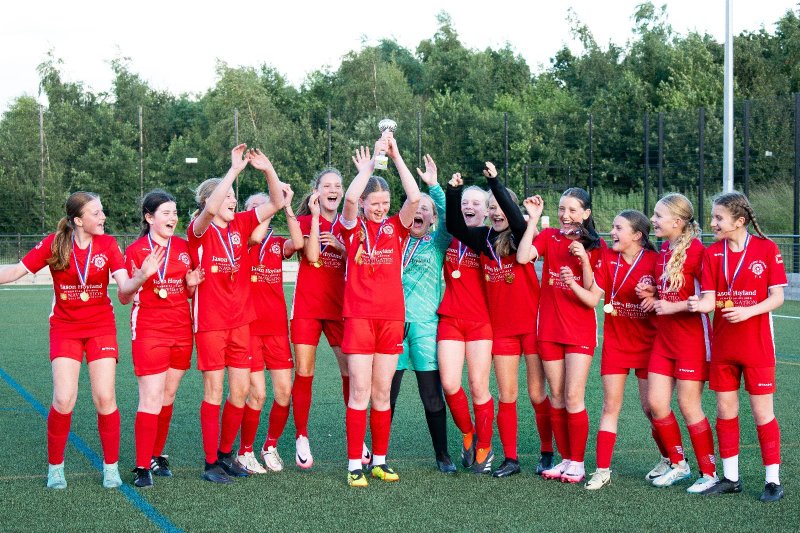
left=0, top=139, right=788, bottom=502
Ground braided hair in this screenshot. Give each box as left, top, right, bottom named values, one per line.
left=658, top=193, right=701, bottom=292
left=712, top=191, right=767, bottom=239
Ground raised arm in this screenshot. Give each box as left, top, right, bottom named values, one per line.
left=388, top=137, right=421, bottom=227
left=192, top=144, right=250, bottom=237
left=445, top=173, right=487, bottom=253
left=304, top=193, right=321, bottom=264
left=343, top=144, right=379, bottom=223
left=417, top=155, right=450, bottom=250
left=249, top=149, right=285, bottom=222
left=282, top=185, right=305, bottom=256
left=485, top=162, right=525, bottom=241
left=516, top=196, right=544, bottom=264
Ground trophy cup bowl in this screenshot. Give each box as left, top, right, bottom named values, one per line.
left=375, top=118, right=397, bottom=170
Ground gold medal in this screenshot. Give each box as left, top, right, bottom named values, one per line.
left=80, top=291, right=90, bottom=302
left=548, top=278, right=554, bottom=286
left=313, top=260, right=322, bottom=268
left=484, top=274, right=490, bottom=282
left=603, top=303, right=614, bottom=314
left=505, top=274, right=515, bottom=284
left=60, top=293, right=67, bottom=301
left=210, top=265, right=219, bottom=273
left=251, top=275, right=258, bottom=283
left=724, top=300, right=734, bottom=308
left=451, top=270, right=461, bottom=279
left=158, top=288, right=168, bottom=299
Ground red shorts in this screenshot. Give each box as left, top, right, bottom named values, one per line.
left=538, top=340, right=594, bottom=362
left=341, top=318, right=404, bottom=355
left=710, top=363, right=775, bottom=395
left=601, top=361, right=648, bottom=380
left=437, top=316, right=492, bottom=343
left=195, top=324, right=251, bottom=371
left=50, top=333, right=119, bottom=363
left=132, top=337, right=192, bottom=376
left=648, top=351, right=708, bottom=381
left=250, top=334, right=294, bottom=371
left=492, top=332, right=537, bottom=356
left=291, top=317, right=344, bottom=347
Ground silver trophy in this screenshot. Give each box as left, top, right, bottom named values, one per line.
left=374, top=118, right=397, bottom=171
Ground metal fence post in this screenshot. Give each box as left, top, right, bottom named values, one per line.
left=794, top=93, right=800, bottom=273
left=644, top=113, right=650, bottom=215
left=698, top=107, right=705, bottom=230
left=234, top=108, right=240, bottom=202
left=524, top=165, right=529, bottom=197
left=39, top=105, right=45, bottom=232
left=743, top=99, right=751, bottom=197
left=327, top=109, right=332, bottom=166
left=588, top=113, right=594, bottom=195
left=503, top=112, right=509, bottom=185
left=417, top=110, right=422, bottom=182
left=657, top=112, right=664, bottom=199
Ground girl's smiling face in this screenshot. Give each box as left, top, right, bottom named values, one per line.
left=709, top=204, right=744, bottom=241
left=146, top=201, right=179, bottom=240
left=75, top=199, right=106, bottom=236
left=609, top=215, right=641, bottom=253
left=360, top=190, right=390, bottom=223
left=461, top=188, right=488, bottom=228
left=558, top=195, right=589, bottom=233
left=651, top=201, right=683, bottom=240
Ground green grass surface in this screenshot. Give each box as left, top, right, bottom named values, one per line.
left=1, top=286, right=798, bottom=532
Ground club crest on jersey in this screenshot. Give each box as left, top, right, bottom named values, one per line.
left=92, top=254, right=107, bottom=269
left=271, top=243, right=281, bottom=254
left=382, top=224, right=394, bottom=236
left=749, top=260, right=766, bottom=277
left=231, top=232, right=242, bottom=246
left=639, top=274, right=656, bottom=286
left=179, top=252, right=191, bottom=266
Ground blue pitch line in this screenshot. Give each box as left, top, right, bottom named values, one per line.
left=0, top=367, right=182, bottom=533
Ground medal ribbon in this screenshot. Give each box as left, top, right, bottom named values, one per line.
left=209, top=222, right=237, bottom=272
left=360, top=218, right=388, bottom=261
left=456, top=241, right=468, bottom=270
left=402, top=236, right=424, bottom=270
left=485, top=230, right=502, bottom=268
left=723, top=233, right=751, bottom=296
left=320, top=214, right=339, bottom=255
left=258, top=228, right=274, bottom=265
left=609, top=249, right=645, bottom=302
left=71, top=236, right=93, bottom=287
left=147, top=233, right=171, bottom=283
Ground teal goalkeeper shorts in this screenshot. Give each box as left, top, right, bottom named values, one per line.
left=397, top=320, right=439, bottom=372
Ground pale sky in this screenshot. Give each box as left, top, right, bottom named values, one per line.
left=1, top=0, right=795, bottom=113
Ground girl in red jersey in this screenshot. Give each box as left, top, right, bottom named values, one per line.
left=688, top=192, right=787, bottom=502
left=583, top=210, right=662, bottom=490
left=187, top=145, right=285, bottom=484
left=0, top=191, right=162, bottom=489
left=289, top=168, right=355, bottom=469
left=121, top=189, right=205, bottom=488
left=340, top=136, right=421, bottom=487
left=636, top=193, right=717, bottom=493
left=448, top=165, right=548, bottom=478
left=517, top=187, right=605, bottom=484
left=234, top=184, right=304, bottom=474
left=439, top=184, right=496, bottom=472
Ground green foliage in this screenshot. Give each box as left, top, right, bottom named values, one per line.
left=1, top=4, right=799, bottom=234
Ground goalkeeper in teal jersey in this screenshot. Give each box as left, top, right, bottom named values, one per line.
left=389, top=154, right=455, bottom=473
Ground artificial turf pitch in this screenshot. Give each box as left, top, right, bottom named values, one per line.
left=0, top=285, right=798, bottom=532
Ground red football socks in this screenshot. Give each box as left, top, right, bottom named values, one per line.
left=756, top=418, right=781, bottom=466
left=595, top=430, right=616, bottom=469
left=218, top=400, right=244, bottom=455
left=345, top=407, right=367, bottom=460
left=550, top=406, right=571, bottom=460
left=370, top=408, right=392, bottom=457
left=134, top=411, right=158, bottom=468
left=97, top=409, right=120, bottom=464
left=152, top=403, right=174, bottom=457
left=200, top=401, right=221, bottom=463
left=238, top=405, right=262, bottom=454
left=497, top=401, right=518, bottom=460
left=473, top=398, right=495, bottom=450
left=47, top=406, right=72, bottom=465
left=567, top=409, right=590, bottom=463
left=445, top=388, right=474, bottom=435
left=264, top=401, right=290, bottom=449
left=292, top=374, right=313, bottom=438
left=716, top=416, right=740, bottom=459
left=652, top=411, right=685, bottom=465
left=533, top=397, right=554, bottom=454
left=687, top=418, right=716, bottom=476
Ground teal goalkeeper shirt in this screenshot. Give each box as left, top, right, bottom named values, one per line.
left=401, top=183, right=451, bottom=323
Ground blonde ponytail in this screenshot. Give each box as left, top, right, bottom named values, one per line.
left=658, top=193, right=700, bottom=292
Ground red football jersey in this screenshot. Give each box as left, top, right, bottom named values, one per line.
left=700, top=236, right=787, bottom=365
left=125, top=235, right=193, bottom=341
left=480, top=253, right=539, bottom=337
left=595, top=247, right=659, bottom=368
left=651, top=239, right=711, bottom=362
left=22, top=233, right=125, bottom=338
left=249, top=233, right=289, bottom=336
left=341, top=214, right=409, bottom=321
left=533, top=228, right=604, bottom=348
left=291, top=214, right=346, bottom=321
left=187, top=210, right=260, bottom=332
left=438, top=238, right=491, bottom=323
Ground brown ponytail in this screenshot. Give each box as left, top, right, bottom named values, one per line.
left=47, top=192, right=100, bottom=271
